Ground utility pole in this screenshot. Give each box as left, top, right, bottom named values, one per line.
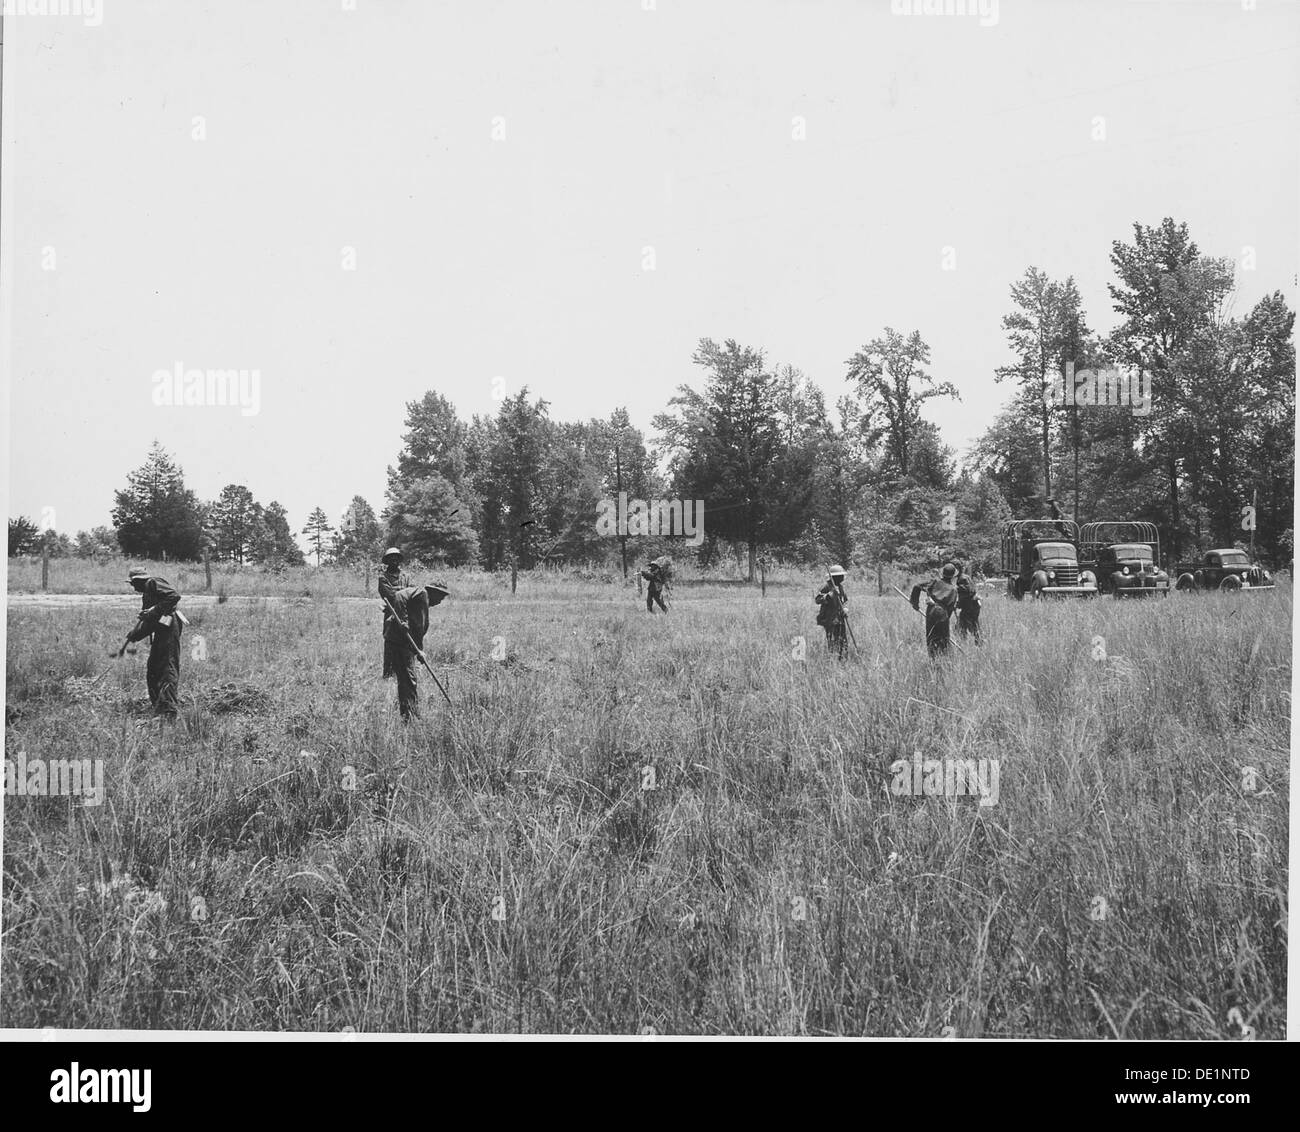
left=1072, top=401, right=1080, bottom=526
left=1250, top=486, right=1257, bottom=561
left=614, top=443, right=628, bottom=579
left=1069, top=311, right=1081, bottom=527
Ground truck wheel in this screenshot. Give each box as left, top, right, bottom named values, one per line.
left=1175, top=573, right=1196, bottom=591
left=1220, top=575, right=1242, bottom=591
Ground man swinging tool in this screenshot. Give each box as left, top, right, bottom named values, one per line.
left=117, top=566, right=187, bottom=718
left=378, top=566, right=450, bottom=720
left=907, top=563, right=960, bottom=657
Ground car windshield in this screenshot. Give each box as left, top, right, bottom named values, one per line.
left=1112, top=544, right=1153, bottom=561
left=1219, top=551, right=1250, bottom=566
left=1035, top=543, right=1077, bottom=563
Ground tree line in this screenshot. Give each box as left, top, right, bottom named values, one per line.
left=9, top=218, right=1293, bottom=576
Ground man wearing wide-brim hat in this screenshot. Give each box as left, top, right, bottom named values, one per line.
left=378, top=547, right=410, bottom=679
left=377, top=546, right=449, bottom=720
left=120, top=566, right=185, bottom=717
left=814, top=564, right=850, bottom=657
left=640, top=555, right=672, bottom=614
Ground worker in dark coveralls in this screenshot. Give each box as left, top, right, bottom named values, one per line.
left=121, top=566, right=184, bottom=716
left=910, top=563, right=959, bottom=657
left=379, top=562, right=449, bottom=721
left=955, top=563, right=982, bottom=644
left=641, top=556, right=671, bottom=614
left=378, top=547, right=412, bottom=678
left=814, top=564, right=850, bottom=658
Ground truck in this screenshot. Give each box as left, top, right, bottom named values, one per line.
left=1172, top=548, right=1275, bottom=592
left=1078, top=521, right=1171, bottom=598
left=1000, top=518, right=1098, bottom=599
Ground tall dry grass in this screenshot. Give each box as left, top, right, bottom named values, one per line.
left=1, top=579, right=1288, bottom=1035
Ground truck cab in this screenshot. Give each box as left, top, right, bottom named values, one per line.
left=1079, top=522, right=1171, bottom=597
left=1001, top=519, right=1098, bottom=599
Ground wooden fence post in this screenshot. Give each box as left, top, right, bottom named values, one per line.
left=204, top=549, right=212, bottom=591
left=42, top=545, right=49, bottom=591
left=760, top=558, right=766, bottom=597
left=877, top=561, right=883, bottom=597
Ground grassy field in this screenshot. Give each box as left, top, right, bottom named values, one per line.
left=1, top=576, right=1289, bottom=1036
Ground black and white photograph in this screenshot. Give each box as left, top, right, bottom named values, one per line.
left=0, top=0, right=1295, bottom=1073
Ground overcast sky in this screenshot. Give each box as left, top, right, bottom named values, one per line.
left=3, top=0, right=1297, bottom=539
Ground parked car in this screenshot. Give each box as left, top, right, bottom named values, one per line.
left=1172, top=548, right=1275, bottom=592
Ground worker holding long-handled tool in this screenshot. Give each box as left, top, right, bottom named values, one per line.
left=379, top=577, right=451, bottom=720
left=378, top=547, right=412, bottom=678
left=814, top=564, right=855, bottom=657
left=895, top=563, right=962, bottom=657
left=116, top=567, right=188, bottom=718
